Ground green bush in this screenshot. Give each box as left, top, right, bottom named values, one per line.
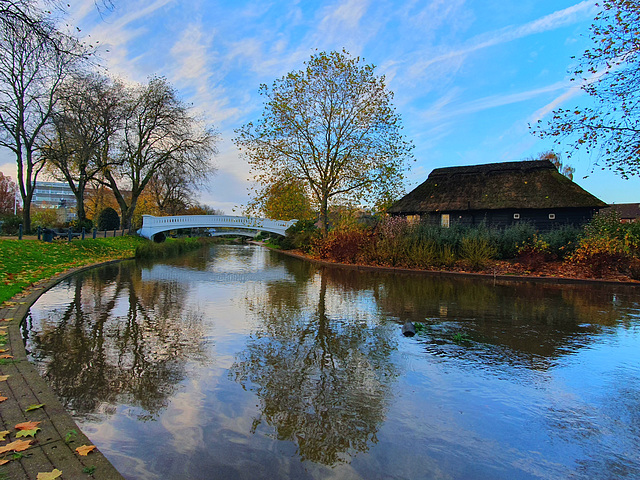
left=541, top=225, right=581, bottom=259
left=72, top=218, right=94, bottom=233
left=97, top=207, right=120, bottom=231
left=284, top=219, right=318, bottom=252
left=459, top=237, right=497, bottom=271
left=0, top=214, right=22, bottom=234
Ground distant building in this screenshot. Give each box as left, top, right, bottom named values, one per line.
left=388, top=160, right=607, bottom=231
left=602, top=203, right=640, bottom=223
left=32, top=181, right=77, bottom=221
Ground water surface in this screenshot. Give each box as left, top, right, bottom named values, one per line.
left=25, top=245, right=640, bottom=479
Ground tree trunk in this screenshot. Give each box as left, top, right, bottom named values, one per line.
left=320, top=194, right=329, bottom=235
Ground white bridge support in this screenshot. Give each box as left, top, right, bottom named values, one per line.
left=138, top=215, right=298, bottom=241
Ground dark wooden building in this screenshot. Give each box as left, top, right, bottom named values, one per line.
left=602, top=203, right=640, bottom=223
left=388, top=160, right=607, bottom=231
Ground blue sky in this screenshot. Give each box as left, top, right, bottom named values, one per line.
left=2, top=0, right=637, bottom=213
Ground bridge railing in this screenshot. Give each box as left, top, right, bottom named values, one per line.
left=138, top=215, right=298, bottom=240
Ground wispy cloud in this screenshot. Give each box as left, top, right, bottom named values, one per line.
left=406, top=0, right=596, bottom=82
left=423, top=81, right=568, bottom=123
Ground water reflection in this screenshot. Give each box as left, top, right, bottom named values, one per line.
left=318, top=267, right=640, bottom=368
left=25, top=262, right=208, bottom=419
left=231, top=269, right=397, bottom=465
left=22, top=247, right=640, bottom=480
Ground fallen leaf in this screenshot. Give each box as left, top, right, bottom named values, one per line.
left=0, top=349, right=8, bottom=352
left=75, top=444, right=96, bottom=456
left=0, top=318, right=12, bottom=322
left=0, top=375, right=9, bottom=381
left=0, top=430, right=10, bottom=441
left=0, top=458, right=9, bottom=465
left=0, top=355, right=13, bottom=359
left=0, top=439, right=32, bottom=454
left=16, top=428, right=40, bottom=438
left=0, top=396, right=7, bottom=402
left=37, top=469, right=62, bottom=480
left=15, top=421, right=41, bottom=430
left=25, top=403, right=45, bottom=412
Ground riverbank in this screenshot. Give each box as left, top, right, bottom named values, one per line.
left=256, top=243, right=640, bottom=285
left=0, top=236, right=147, bottom=304
left=0, top=264, right=126, bottom=479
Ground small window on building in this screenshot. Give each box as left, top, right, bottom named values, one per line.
left=406, top=214, right=420, bottom=225
left=549, top=213, right=556, bottom=220
left=513, top=213, right=520, bottom=220
left=441, top=214, right=450, bottom=228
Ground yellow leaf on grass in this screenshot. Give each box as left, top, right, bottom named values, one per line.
left=0, top=349, right=8, bottom=352
left=36, top=469, right=62, bottom=480
left=75, top=444, right=96, bottom=456
left=0, top=318, right=12, bottom=322
left=0, top=396, right=7, bottom=402
left=16, top=428, right=40, bottom=438
left=0, top=458, right=9, bottom=465
left=0, top=375, right=8, bottom=382
left=0, top=355, right=13, bottom=359
left=0, top=439, right=32, bottom=454
left=0, top=430, right=10, bottom=441
left=15, top=421, right=41, bottom=430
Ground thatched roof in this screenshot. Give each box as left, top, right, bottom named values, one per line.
left=388, top=160, right=607, bottom=214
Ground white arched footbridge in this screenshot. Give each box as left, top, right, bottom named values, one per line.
left=138, top=214, right=298, bottom=242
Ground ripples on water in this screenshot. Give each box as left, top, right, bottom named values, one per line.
left=24, top=245, right=640, bottom=480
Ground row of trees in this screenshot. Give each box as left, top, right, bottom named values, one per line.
left=0, top=1, right=218, bottom=232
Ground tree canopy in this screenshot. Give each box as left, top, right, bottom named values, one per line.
left=533, top=0, right=640, bottom=178
left=235, top=50, right=413, bottom=232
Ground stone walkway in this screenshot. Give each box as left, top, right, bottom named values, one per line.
left=0, top=268, right=124, bottom=479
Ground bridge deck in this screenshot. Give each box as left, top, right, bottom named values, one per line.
left=138, top=215, right=297, bottom=241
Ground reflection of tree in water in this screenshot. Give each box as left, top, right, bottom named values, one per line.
left=231, top=272, right=397, bottom=466
left=26, top=262, right=208, bottom=420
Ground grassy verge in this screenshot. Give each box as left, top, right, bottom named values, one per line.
left=0, top=236, right=147, bottom=303
left=134, top=237, right=209, bottom=260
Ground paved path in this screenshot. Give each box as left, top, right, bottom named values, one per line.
left=0, top=268, right=125, bottom=479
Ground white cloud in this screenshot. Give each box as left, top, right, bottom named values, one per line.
left=405, top=1, right=596, bottom=83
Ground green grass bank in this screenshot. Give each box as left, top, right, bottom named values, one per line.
left=0, top=236, right=147, bottom=303
left=0, top=236, right=217, bottom=304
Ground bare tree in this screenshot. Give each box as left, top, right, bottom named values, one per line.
left=40, top=72, right=125, bottom=225
left=0, top=16, right=81, bottom=231
left=99, top=76, right=218, bottom=229
left=148, top=158, right=211, bottom=216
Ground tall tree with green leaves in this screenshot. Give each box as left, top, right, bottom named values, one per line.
left=247, top=177, right=314, bottom=221
left=235, top=50, right=413, bottom=233
left=533, top=0, right=640, bottom=179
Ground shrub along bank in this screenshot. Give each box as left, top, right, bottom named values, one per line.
left=272, top=210, right=640, bottom=280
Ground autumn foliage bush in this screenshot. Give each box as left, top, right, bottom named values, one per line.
left=567, top=210, right=640, bottom=278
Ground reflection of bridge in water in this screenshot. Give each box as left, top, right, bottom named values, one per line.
left=141, top=263, right=290, bottom=284
left=138, top=215, right=298, bottom=242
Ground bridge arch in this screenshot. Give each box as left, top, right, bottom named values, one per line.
left=138, top=215, right=298, bottom=242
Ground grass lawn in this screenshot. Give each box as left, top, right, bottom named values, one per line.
left=0, top=236, right=147, bottom=304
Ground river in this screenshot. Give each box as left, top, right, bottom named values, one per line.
left=24, top=245, right=640, bottom=479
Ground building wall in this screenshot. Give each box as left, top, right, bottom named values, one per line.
left=419, top=207, right=600, bottom=231
left=32, top=181, right=77, bottom=221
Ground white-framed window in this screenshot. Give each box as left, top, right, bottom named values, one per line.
left=513, top=213, right=520, bottom=220
left=441, top=214, right=450, bottom=228
left=549, top=213, right=556, bottom=220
